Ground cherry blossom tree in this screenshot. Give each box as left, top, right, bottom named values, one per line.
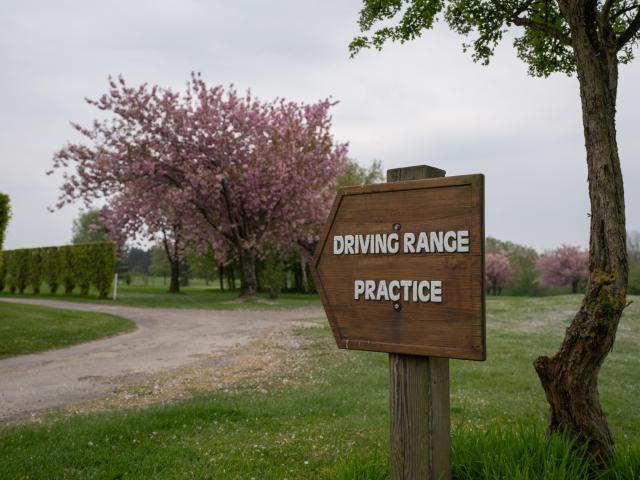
left=51, top=75, right=347, bottom=296
left=485, top=251, right=515, bottom=295
left=535, top=245, right=589, bottom=294
left=100, top=185, right=207, bottom=293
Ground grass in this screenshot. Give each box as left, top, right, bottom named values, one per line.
left=0, top=276, right=322, bottom=310
left=0, top=295, right=638, bottom=478
left=0, top=302, right=136, bottom=358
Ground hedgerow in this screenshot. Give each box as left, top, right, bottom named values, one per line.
left=0, top=242, right=115, bottom=298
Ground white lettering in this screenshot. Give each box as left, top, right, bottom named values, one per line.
left=355, top=279, right=444, bottom=304
left=400, top=280, right=412, bottom=301
left=333, top=235, right=344, bottom=255
left=389, top=280, right=401, bottom=301
left=431, top=280, right=443, bottom=302
left=375, top=234, right=387, bottom=254
left=404, top=233, right=416, bottom=253
left=416, top=232, right=429, bottom=253
left=429, top=232, right=444, bottom=253
left=457, top=230, right=469, bottom=252
left=344, top=235, right=355, bottom=255
left=444, top=231, right=457, bottom=253
left=388, top=233, right=399, bottom=254
left=418, top=280, right=431, bottom=302
left=376, top=281, right=389, bottom=301
left=365, top=280, right=376, bottom=300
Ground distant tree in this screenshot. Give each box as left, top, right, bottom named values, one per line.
left=629, top=263, right=640, bottom=295
left=627, top=231, right=640, bottom=294
left=535, top=245, right=589, bottom=293
left=350, top=0, right=639, bottom=458
left=1, top=193, right=11, bottom=253
left=71, top=209, right=108, bottom=244
left=628, top=230, right=640, bottom=263
left=336, top=158, right=384, bottom=189
left=260, top=249, right=286, bottom=299
left=485, top=251, right=515, bottom=295
left=0, top=194, right=11, bottom=290
left=186, top=246, right=218, bottom=285
left=149, top=245, right=170, bottom=285
left=486, top=237, right=539, bottom=295
left=126, top=248, right=151, bottom=276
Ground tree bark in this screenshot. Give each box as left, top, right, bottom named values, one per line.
left=162, top=231, right=181, bottom=294
left=300, top=252, right=309, bottom=293
left=168, top=259, right=180, bottom=294
left=218, top=265, right=225, bottom=292
left=533, top=9, right=628, bottom=460
left=239, top=248, right=258, bottom=297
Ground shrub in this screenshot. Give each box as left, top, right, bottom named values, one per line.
left=73, top=244, right=93, bottom=295
left=2, top=242, right=115, bottom=298
left=59, top=245, right=76, bottom=294
left=11, top=249, right=30, bottom=294
left=29, top=249, right=43, bottom=294
left=260, top=250, right=285, bottom=299
left=92, top=243, right=115, bottom=298
left=0, top=251, right=7, bottom=292
left=42, top=247, right=61, bottom=294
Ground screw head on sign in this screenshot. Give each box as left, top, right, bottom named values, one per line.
left=393, top=302, right=401, bottom=312
left=393, top=223, right=401, bottom=231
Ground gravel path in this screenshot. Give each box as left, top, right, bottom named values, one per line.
left=0, top=298, right=325, bottom=421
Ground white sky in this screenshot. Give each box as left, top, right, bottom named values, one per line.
left=1, top=0, right=638, bottom=251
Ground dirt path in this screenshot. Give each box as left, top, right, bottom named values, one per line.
left=0, top=298, right=325, bottom=421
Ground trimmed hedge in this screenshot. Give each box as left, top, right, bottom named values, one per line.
left=0, top=242, right=115, bottom=299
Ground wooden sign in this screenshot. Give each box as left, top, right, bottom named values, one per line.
left=310, top=174, right=485, bottom=361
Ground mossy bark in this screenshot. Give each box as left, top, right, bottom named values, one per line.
left=534, top=3, right=628, bottom=461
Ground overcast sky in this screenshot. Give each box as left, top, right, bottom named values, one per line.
left=1, top=0, right=638, bottom=252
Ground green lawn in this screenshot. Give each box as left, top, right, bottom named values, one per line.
left=0, top=295, right=638, bottom=479
left=0, top=302, right=136, bottom=358
left=0, top=277, right=322, bottom=310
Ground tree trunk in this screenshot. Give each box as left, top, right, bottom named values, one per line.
left=239, top=248, right=258, bottom=297
left=162, top=230, right=181, bottom=294
left=300, top=253, right=309, bottom=293
left=218, top=265, right=225, bottom=292
left=168, top=260, right=180, bottom=294
left=533, top=15, right=628, bottom=461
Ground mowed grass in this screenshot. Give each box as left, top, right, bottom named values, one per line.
left=0, top=302, right=136, bottom=358
left=0, top=295, right=639, bottom=479
left=0, top=277, right=322, bottom=310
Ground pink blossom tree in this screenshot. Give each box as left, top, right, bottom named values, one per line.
left=535, top=245, right=589, bottom=294
left=485, top=251, right=515, bottom=295
left=51, top=75, right=347, bottom=296
left=100, top=184, right=213, bottom=293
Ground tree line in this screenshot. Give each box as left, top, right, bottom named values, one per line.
left=486, top=234, right=640, bottom=296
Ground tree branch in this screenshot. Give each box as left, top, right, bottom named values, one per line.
left=511, top=15, right=573, bottom=45
left=612, top=4, right=639, bottom=19
left=617, top=10, right=640, bottom=49
left=583, top=0, right=602, bottom=50
left=601, top=0, right=617, bottom=21
left=491, top=0, right=572, bottom=45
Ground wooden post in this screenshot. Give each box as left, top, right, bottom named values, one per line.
left=387, top=165, right=451, bottom=480
left=112, top=273, right=118, bottom=301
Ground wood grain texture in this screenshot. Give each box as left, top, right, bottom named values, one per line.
left=387, top=166, right=450, bottom=480
left=389, top=354, right=450, bottom=480
left=310, top=173, right=486, bottom=360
